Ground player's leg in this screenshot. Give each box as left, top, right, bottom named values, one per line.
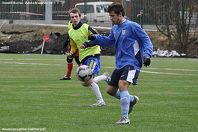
left=121, top=67, right=140, bottom=114
left=116, top=65, right=140, bottom=124
left=105, top=68, right=129, bottom=123
left=107, top=68, right=136, bottom=106
left=93, top=72, right=111, bottom=83
left=83, top=56, right=105, bottom=106
left=117, top=79, right=130, bottom=124
left=106, top=68, right=121, bottom=97
left=114, top=89, right=139, bottom=114
left=66, top=56, right=74, bottom=79
left=106, top=68, right=137, bottom=102
left=89, top=52, right=110, bottom=83
left=60, top=56, right=73, bottom=80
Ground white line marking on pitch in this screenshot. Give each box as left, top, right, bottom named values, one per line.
left=0, top=61, right=197, bottom=76
left=141, top=70, right=193, bottom=76
left=103, top=66, right=198, bottom=72
left=147, top=67, right=198, bottom=72
left=0, top=59, right=63, bottom=61
left=0, top=61, right=61, bottom=66
left=103, top=67, right=196, bottom=76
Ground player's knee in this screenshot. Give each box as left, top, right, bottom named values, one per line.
left=118, top=80, right=129, bottom=91
left=106, top=86, right=116, bottom=96
left=107, top=90, right=114, bottom=96
left=81, top=82, right=90, bottom=87
left=67, top=57, right=73, bottom=63
left=81, top=79, right=92, bottom=87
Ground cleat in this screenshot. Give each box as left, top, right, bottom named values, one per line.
left=90, top=99, right=106, bottom=107
left=116, top=117, right=130, bottom=124
left=60, top=76, right=71, bottom=80
left=103, top=72, right=111, bottom=83
left=128, top=96, right=139, bottom=114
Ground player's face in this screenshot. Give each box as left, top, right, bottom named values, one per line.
left=70, top=12, right=81, bottom=27
left=109, top=11, right=122, bottom=25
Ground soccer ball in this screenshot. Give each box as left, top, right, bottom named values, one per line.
left=76, top=65, right=93, bottom=81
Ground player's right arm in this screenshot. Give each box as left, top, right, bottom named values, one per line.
left=63, top=33, right=70, bottom=52
left=68, top=38, right=78, bottom=58
left=81, top=29, right=115, bottom=49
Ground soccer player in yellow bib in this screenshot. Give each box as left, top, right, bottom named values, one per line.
left=67, top=8, right=110, bottom=106
left=60, top=21, right=81, bottom=80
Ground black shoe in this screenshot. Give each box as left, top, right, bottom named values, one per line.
left=60, top=76, right=71, bottom=80
left=128, top=96, right=139, bottom=114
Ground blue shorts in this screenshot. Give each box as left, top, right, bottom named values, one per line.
left=108, top=65, right=140, bottom=87
left=82, top=56, right=100, bottom=77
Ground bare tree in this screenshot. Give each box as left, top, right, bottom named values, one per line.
left=149, top=0, right=198, bottom=54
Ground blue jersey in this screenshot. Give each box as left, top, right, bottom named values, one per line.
left=92, top=19, right=153, bottom=70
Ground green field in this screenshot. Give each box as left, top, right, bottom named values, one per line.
left=0, top=54, right=197, bottom=132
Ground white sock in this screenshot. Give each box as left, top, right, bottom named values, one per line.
left=90, top=82, right=104, bottom=101
left=93, top=74, right=107, bottom=83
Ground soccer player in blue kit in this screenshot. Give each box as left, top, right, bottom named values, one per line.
left=81, top=2, right=153, bottom=124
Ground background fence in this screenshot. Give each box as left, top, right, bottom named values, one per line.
left=0, top=0, right=69, bottom=21
left=0, top=0, right=197, bottom=26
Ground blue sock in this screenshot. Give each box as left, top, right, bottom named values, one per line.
left=120, top=91, right=130, bottom=118
left=115, top=90, right=134, bottom=102
left=114, top=90, right=120, bottom=99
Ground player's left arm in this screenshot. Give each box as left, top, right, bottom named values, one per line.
left=133, top=23, right=153, bottom=66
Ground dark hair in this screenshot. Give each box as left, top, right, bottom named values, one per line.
left=107, top=2, right=125, bottom=16
left=69, top=8, right=81, bottom=17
